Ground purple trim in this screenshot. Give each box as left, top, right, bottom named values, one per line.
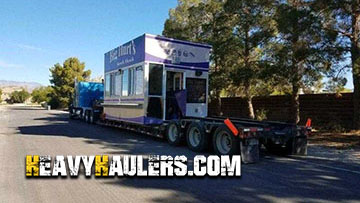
left=145, top=34, right=212, bottom=49
left=144, top=117, right=163, bottom=125
left=175, top=90, right=187, bottom=116
left=145, top=53, right=209, bottom=69
left=120, top=98, right=145, bottom=101
left=104, top=99, right=119, bottom=101
left=165, top=64, right=209, bottom=72
left=105, top=115, right=163, bottom=125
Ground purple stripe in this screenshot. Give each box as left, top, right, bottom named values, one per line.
left=165, top=64, right=209, bottom=72
left=105, top=115, right=163, bottom=125
left=121, top=98, right=145, bottom=101
left=104, top=99, right=119, bottom=101
left=146, top=34, right=212, bottom=49
left=145, top=53, right=209, bottom=69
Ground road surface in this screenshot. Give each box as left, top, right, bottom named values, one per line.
left=0, top=105, right=359, bottom=203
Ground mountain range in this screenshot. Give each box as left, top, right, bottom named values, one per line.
left=0, top=80, right=43, bottom=93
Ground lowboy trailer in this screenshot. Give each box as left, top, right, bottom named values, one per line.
left=70, top=34, right=310, bottom=163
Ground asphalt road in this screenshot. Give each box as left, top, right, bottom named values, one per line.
left=0, top=105, right=359, bottom=203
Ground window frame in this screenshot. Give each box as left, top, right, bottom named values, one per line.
left=186, top=77, right=207, bottom=103
left=135, top=66, right=144, bottom=95
left=105, top=73, right=111, bottom=97
left=148, top=63, right=164, bottom=96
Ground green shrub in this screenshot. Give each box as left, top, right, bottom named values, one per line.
left=8, top=89, right=30, bottom=103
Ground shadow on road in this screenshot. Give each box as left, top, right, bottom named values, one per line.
left=16, top=108, right=360, bottom=202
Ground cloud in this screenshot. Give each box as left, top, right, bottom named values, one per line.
left=0, top=59, right=24, bottom=68
left=16, top=43, right=43, bottom=51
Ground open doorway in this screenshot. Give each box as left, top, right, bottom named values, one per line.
left=166, top=71, right=185, bottom=120
left=147, top=63, right=163, bottom=120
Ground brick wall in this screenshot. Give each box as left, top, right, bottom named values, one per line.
left=208, top=93, right=355, bottom=129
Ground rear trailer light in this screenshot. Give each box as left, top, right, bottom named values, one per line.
left=239, top=128, right=259, bottom=138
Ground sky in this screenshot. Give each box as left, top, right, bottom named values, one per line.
left=0, top=0, right=177, bottom=85
left=0, top=0, right=354, bottom=89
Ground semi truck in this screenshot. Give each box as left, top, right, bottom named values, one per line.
left=69, top=81, right=104, bottom=123
left=69, top=34, right=310, bottom=163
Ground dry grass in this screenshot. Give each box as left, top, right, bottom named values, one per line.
left=309, top=130, right=360, bottom=149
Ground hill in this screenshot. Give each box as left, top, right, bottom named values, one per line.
left=0, top=80, right=43, bottom=103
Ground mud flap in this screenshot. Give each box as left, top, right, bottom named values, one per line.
left=291, top=136, right=307, bottom=155
left=240, top=138, right=260, bottom=164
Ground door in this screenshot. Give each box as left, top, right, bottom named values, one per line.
left=147, top=63, right=164, bottom=120
left=166, top=71, right=185, bottom=120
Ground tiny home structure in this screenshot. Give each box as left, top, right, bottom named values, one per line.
left=95, top=34, right=309, bottom=160
left=103, top=34, right=211, bottom=125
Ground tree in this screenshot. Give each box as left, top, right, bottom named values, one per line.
left=49, top=57, right=91, bottom=108
left=313, top=0, right=360, bottom=128
left=163, top=0, right=231, bottom=115
left=163, top=0, right=279, bottom=118
left=163, top=0, right=204, bottom=41
left=8, top=89, right=30, bottom=103
left=31, top=86, right=53, bottom=103
left=0, top=88, right=2, bottom=103
left=222, top=0, right=275, bottom=118
left=271, top=0, right=343, bottom=124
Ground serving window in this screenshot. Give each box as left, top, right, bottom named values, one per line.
left=105, top=65, right=144, bottom=98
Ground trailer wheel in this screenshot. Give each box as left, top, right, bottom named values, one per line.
left=89, top=111, right=94, bottom=124
left=85, top=111, right=90, bottom=123
left=213, top=125, right=239, bottom=155
left=68, top=108, right=74, bottom=119
left=186, top=122, right=207, bottom=152
left=166, top=121, right=182, bottom=146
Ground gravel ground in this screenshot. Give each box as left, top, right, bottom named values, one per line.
left=307, top=144, right=360, bottom=165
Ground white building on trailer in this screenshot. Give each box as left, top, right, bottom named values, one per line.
left=103, top=34, right=211, bottom=125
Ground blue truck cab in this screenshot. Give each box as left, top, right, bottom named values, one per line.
left=69, top=81, right=104, bottom=123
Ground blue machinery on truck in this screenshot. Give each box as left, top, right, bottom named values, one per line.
left=69, top=34, right=311, bottom=163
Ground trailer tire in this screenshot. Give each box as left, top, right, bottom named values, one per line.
left=85, top=110, right=90, bottom=123
left=213, top=125, right=239, bottom=155
left=89, top=111, right=94, bottom=124
left=166, top=121, right=182, bottom=146
left=68, top=108, right=74, bottom=119
left=186, top=122, right=207, bottom=152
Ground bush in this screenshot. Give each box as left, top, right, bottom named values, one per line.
left=8, top=89, right=30, bottom=103
left=31, top=86, right=52, bottom=103
left=48, top=97, right=60, bottom=109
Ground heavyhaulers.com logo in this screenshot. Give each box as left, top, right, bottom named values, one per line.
left=26, top=155, right=241, bottom=177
